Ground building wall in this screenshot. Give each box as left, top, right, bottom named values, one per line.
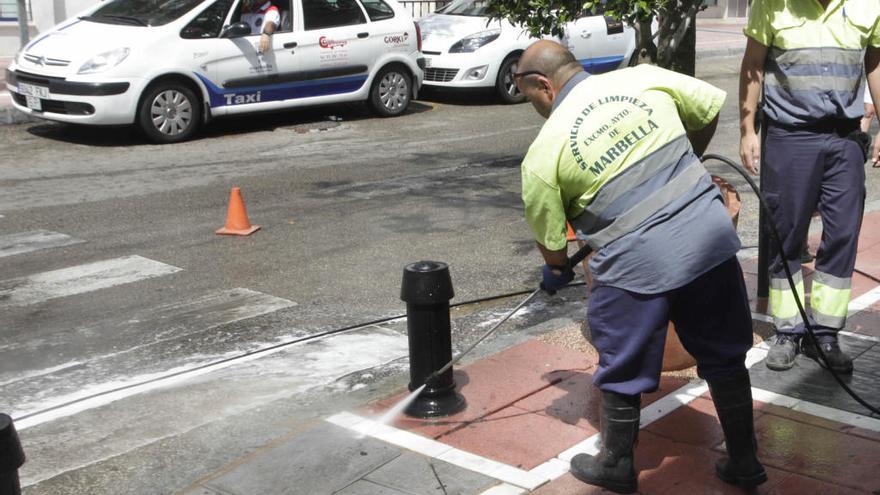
left=1, top=0, right=99, bottom=56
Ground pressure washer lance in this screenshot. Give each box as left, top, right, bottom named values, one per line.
left=702, top=153, right=879, bottom=415
left=424, top=243, right=593, bottom=386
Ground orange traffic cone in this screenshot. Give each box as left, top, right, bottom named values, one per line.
left=566, top=222, right=576, bottom=242
left=216, top=187, right=260, bottom=236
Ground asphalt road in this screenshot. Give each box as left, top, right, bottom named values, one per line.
left=1, top=55, right=879, bottom=494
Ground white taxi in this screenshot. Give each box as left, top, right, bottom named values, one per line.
left=6, top=0, right=424, bottom=143
left=418, top=0, right=637, bottom=103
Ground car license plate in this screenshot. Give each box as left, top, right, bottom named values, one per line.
left=25, top=95, right=42, bottom=111
left=425, top=57, right=432, bottom=68
left=19, top=82, right=51, bottom=99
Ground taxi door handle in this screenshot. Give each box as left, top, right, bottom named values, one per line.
left=581, top=30, right=591, bottom=38
left=357, top=32, right=369, bottom=38
left=283, top=41, right=298, bottom=48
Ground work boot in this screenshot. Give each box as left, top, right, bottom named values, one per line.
left=765, top=334, right=798, bottom=371
left=570, top=391, right=640, bottom=494
left=801, top=336, right=853, bottom=374
left=707, top=371, right=768, bottom=488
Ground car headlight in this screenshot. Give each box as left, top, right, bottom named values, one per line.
left=78, top=48, right=130, bottom=75
left=449, top=30, right=500, bottom=53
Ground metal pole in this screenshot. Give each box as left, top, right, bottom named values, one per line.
left=16, top=0, right=29, bottom=47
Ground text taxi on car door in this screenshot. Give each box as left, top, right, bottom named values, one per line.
left=6, top=0, right=425, bottom=143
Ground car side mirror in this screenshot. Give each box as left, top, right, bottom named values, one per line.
left=221, top=22, right=252, bottom=38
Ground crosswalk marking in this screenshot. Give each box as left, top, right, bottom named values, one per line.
left=0, top=289, right=296, bottom=417
left=0, top=230, right=84, bottom=258
left=0, top=255, right=181, bottom=307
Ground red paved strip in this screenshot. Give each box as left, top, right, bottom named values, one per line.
left=439, top=405, right=591, bottom=470
left=368, top=339, right=595, bottom=438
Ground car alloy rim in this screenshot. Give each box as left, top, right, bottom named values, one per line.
left=151, top=89, right=193, bottom=136
left=504, top=61, right=521, bottom=98
left=379, top=71, right=408, bottom=111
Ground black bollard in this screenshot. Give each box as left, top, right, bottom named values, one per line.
left=0, top=413, right=25, bottom=495
left=400, top=261, right=466, bottom=418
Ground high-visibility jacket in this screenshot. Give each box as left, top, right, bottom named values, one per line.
left=521, top=65, right=740, bottom=294
left=745, top=0, right=880, bottom=126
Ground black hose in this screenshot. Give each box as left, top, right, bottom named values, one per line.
left=702, top=153, right=880, bottom=415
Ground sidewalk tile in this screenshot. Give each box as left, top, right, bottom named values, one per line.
left=203, top=422, right=401, bottom=495
left=644, top=397, right=726, bottom=448
left=530, top=473, right=634, bottom=494
left=765, top=473, right=871, bottom=495
left=485, top=339, right=595, bottom=376
left=755, top=401, right=851, bottom=433
left=439, top=405, right=591, bottom=470
left=634, top=431, right=789, bottom=495
left=512, top=371, right=600, bottom=432
left=754, top=413, right=880, bottom=492
left=336, top=480, right=410, bottom=495
left=364, top=451, right=497, bottom=495
left=373, top=340, right=590, bottom=439
left=847, top=307, right=880, bottom=338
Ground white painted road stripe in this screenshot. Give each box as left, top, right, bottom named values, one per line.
left=326, top=413, right=549, bottom=490
left=1, top=289, right=297, bottom=418
left=0, top=230, right=84, bottom=258
left=0, top=255, right=181, bottom=307
left=14, top=328, right=408, bottom=431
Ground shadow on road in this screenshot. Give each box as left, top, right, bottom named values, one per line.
left=23, top=101, right=436, bottom=147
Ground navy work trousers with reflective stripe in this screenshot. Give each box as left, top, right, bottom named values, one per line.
left=587, top=257, right=753, bottom=395
left=763, top=120, right=866, bottom=337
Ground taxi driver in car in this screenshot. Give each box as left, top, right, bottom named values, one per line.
left=241, top=0, right=280, bottom=53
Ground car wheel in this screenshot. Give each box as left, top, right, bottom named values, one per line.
left=369, top=65, right=411, bottom=117
left=137, top=82, right=201, bottom=144
left=496, top=56, right=525, bottom=104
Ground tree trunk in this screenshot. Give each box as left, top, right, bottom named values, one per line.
left=655, top=0, right=701, bottom=75
left=632, top=17, right=658, bottom=66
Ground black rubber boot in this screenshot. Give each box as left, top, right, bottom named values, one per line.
left=570, top=391, right=640, bottom=494
left=707, top=371, right=768, bottom=487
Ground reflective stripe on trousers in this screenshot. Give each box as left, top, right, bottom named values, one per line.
left=763, top=46, right=866, bottom=125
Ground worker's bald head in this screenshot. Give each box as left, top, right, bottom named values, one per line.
left=515, top=40, right=584, bottom=118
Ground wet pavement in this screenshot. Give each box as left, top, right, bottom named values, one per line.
left=177, top=212, right=880, bottom=495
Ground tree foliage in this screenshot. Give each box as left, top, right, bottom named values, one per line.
left=485, top=0, right=705, bottom=75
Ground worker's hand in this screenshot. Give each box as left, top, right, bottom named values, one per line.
left=259, top=33, right=271, bottom=54
left=872, top=132, right=880, bottom=167
left=740, top=131, right=761, bottom=175
left=540, top=264, right=574, bottom=294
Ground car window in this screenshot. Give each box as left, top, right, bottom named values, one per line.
left=230, top=0, right=294, bottom=33
left=181, top=0, right=234, bottom=38
left=441, top=0, right=488, bottom=17
left=360, top=0, right=394, bottom=21
left=83, top=0, right=205, bottom=26
left=302, top=0, right=366, bottom=30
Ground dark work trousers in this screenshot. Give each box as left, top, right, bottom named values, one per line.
left=763, top=120, right=866, bottom=340
left=587, top=257, right=753, bottom=395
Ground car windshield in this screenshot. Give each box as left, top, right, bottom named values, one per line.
left=440, top=0, right=489, bottom=16
left=81, top=0, right=206, bottom=26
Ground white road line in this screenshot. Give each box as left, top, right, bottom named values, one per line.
left=750, top=388, right=880, bottom=432
left=0, top=255, right=181, bottom=307
left=326, top=413, right=549, bottom=490
left=1, top=289, right=297, bottom=418
left=839, top=331, right=880, bottom=343
left=15, top=328, right=408, bottom=430
left=0, top=230, right=84, bottom=258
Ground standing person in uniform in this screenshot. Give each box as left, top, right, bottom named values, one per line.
left=740, top=0, right=880, bottom=373
left=241, top=0, right=280, bottom=54
left=516, top=40, right=766, bottom=494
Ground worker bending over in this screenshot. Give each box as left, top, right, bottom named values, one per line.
left=516, top=40, right=765, bottom=493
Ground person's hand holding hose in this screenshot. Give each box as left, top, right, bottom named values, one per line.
left=541, top=263, right=574, bottom=294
